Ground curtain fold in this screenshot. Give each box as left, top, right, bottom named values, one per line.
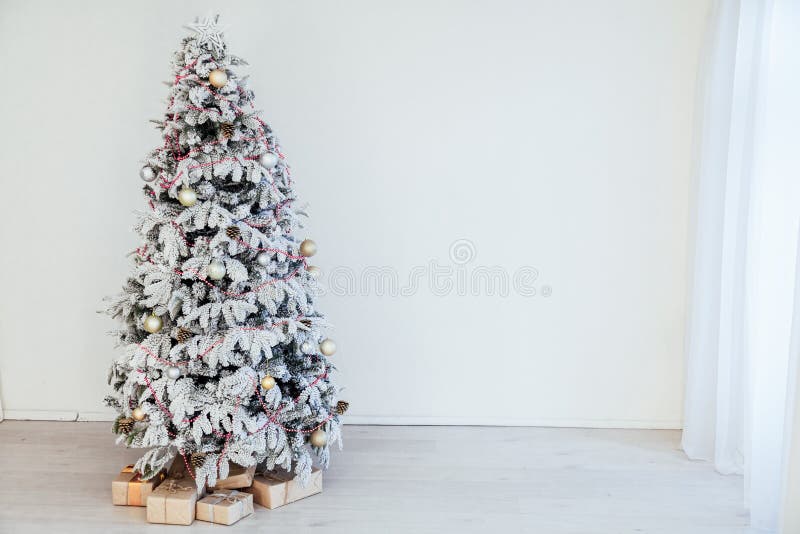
left=682, top=0, right=800, bottom=532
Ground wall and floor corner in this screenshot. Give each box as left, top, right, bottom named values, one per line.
left=0, top=1, right=712, bottom=428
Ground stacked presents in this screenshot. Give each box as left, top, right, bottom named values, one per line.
left=112, top=460, right=323, bottom=526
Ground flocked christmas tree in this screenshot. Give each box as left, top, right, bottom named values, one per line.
left=105, top=15, right=344, bottom=488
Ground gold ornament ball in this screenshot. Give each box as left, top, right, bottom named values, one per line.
left=319, top=338, right=336, bottom=356
left=299, top=239, right=317, bottom=257
left=209, top=69, right=228, bottom=88
left=143, top=314, right=163, bottom=334
left=309, top=429, right=327, bottom=447
left=178, top=187, right=198, bottom=207
left=132, top=407, right=146, bottom=421
left=260, top=375, right=276, bottom=390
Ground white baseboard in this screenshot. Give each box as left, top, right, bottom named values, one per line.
left=1, top=410, right=682, bottom=429
left=77, top=411, right=117, bottom=422
left=3, top=410, right=79, bottom=421
left=343, top=415, right=681, bottom=429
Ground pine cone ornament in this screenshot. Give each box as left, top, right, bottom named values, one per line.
left=335, top=400, right=349, bottom=415
left=117, top=417, right=134, bottom=434
left=226, top=226, right=241, bottom=240
left=175, top=327, right=192, bottom=343
left=221, top=123, right=235, bottom=138
left=191, top=453, right=207, bottom=469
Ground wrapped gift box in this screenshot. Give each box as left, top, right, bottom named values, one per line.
left=196, top=489, right=254, bottom=525
left=170, top=457, right=255, bottom=491
left=244, top=467, right=322, bottom=509
left=146, top=477, right=200, bottom=525
left=211, top=463, right=256, bottom=490
left=111, top=465, right=165, bottom=506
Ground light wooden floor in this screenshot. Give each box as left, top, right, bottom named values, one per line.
left=0, top=422, right=748, bottom=533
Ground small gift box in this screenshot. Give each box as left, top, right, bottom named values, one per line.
left=196, top=489, right=254, bottom=525
left=111, top=465, right=165, bottom=506
left=211, top=463, right=257, bottom=490
left=244, top=467, right=322, bottom=509
left=146, top=477, right=200, bottom=525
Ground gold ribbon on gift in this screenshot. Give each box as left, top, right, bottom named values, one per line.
left=164, top=479, right=193, bottom=493
left=209, top=490, right=249, bottom=505
left=206, top=490, right=248, bottom=523
left=122, top=465, right=143, bottom=505
left=121, top=465, right=166, bottom=506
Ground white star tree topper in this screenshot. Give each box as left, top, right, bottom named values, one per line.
left=186, top=14, right=228, bottom=56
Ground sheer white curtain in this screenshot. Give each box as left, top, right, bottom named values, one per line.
left=682, top=0, right=800, bottom=532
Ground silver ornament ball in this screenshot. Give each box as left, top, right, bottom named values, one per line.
left=301, top=341, right=315, bottom=354
left=259, top=152, right=279, bottom=169
left=207, top=260, right=226, bottom=280
left=166, top=366, right=181, bottom=380
left=256, top=252, right=271, bottom=267
left=140, top=166, right=156, bottom=182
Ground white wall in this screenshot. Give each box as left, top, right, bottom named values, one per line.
left=0, top=0, right=710, bottom=426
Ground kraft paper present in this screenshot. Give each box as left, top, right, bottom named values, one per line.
left=111, top=464, right=166, bottom=506
left=196, top=489, right=254, bottom=525
left=210, top=463, right=256, bottom=490
left=244, top=467, right=322, bottom=509
left=146, top=477, right=199, bottom=525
